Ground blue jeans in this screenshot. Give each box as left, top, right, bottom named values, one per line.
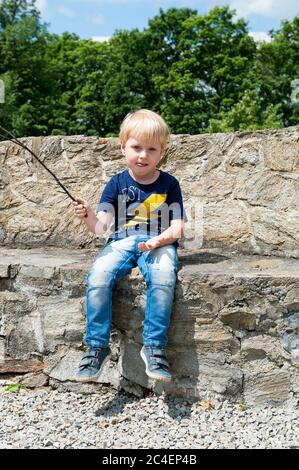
left=84, top=234, right=179, bottom=349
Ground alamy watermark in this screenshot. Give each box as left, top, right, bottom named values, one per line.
left=0, top=80, right=5, bottom=103
left=291, top=79, right=299, bottom=104
left=94, top=196, right=204, bottom=249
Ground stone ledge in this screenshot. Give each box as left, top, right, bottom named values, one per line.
left=0, top=246, right=298, bottom=405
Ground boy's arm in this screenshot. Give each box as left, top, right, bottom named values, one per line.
left=156, top=219, right=185, bottom=245
left=73, top=197, right=113, bottom=236
left=138, top=219, right=185, bottom=251
left=84, top=210, right=114, bottom=236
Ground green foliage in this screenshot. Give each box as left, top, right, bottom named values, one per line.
left=0, top=0, right=298, bottom=139
left=43, top=32, right=109, bottom=135
left=101, top=29, right=152, bottom=134
left=5, top=382, right=25, bottom=393
left=158, top=6, right=257, bottom=133
left=0, top=0, right=52, bottom=136
left=256, top=17, right=299, bottom=127
left=239, top=400, right=248, bottom=412
left=207, top=89, right=283, bottom=132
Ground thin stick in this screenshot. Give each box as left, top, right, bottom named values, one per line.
left=0, top=125, right=76, bottom=202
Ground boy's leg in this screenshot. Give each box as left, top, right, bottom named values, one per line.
left=137, top=244, right=179, bottom=348
left=137, top=243, right=179, bottom=382
left=84, top=237, right=137, bottom=349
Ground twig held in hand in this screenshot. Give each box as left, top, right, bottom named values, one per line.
left=0, top=125, right=76, bottom=202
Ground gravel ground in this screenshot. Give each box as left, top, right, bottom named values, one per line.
left=0, top=385, right=298, bottom=449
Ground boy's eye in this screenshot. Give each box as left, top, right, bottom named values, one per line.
left=132, top=145, right=157, bottom=151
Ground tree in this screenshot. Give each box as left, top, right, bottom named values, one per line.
left=0, top=0, right=39, bottom=29
left=0, top=2, right=297, bottom=139
left=207, top=89, right=282, bottom=132
left=0, top=70, right=20, bottom=130
left=153, top=6, right=257, bottom=133
left=99, top=8, right=197, bottom=135
left=100, top=29, right=155, bottom=135
left=0, top=0, right=51, bottom=136
left=43, top=32, right=109, bottom=135
left=254, top=16, right=299, bottom=127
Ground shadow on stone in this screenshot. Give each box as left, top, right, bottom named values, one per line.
left=163, top=396, right=196, bottom=420
left=94, top=390, right=196, bottom=421
left=94, top=390, right=141, bottom=418
left=178, top=251, right=230, bottom=265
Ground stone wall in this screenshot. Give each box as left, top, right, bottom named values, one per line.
left=0, top=127, right=299, bottom=405
left=0, top=127, right=298, bottom=257
left=1, top=246, right=299, bottom=405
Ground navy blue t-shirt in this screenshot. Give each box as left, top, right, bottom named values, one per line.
left=96, top=169, right=187, bottom=248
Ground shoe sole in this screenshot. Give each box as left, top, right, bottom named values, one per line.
left=140, top=349, right=171, bottom=383
left=75, top=353, right=111, bottom=383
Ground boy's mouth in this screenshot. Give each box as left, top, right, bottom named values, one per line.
left=136, top=163, right=148, bottom=167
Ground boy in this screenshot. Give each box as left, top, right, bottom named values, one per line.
left=73, top=109, right=186, bottom=383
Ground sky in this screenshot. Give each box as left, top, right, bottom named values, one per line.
left=36, top=0, right=299, bottom=43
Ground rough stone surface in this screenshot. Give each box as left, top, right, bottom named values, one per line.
left=0, top=127, right=299, bottom=405
left=0, top=246, right=298, bottom=405
left=0, top=128, right=298, bottom=257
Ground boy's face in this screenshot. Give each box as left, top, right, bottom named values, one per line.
left=121, top=137, right=162, bottom=178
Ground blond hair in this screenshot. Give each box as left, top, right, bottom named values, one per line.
left=119, top=109, right=170, bottom=151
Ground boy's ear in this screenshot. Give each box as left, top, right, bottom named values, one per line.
left=120, top=141, right=126, bottom=156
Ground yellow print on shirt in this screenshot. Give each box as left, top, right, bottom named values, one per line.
left=124, top=194, right=167, bottom=228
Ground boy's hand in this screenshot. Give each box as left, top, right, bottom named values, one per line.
left=138, top=237, right=163, bottom=252
left=73, top=196, right=90, bottom=219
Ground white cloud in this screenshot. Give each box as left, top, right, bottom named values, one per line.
left=36, top=0, right=48, bottom=17
left=249, top=31, right=272, bottom=42
left=180, top=0, right=298, bottom=21
left=230, top=0, right=299, bottom=20
left=56, top=6, right=76, bottom=18
left=91, top=36, right=111, bottom=42
left=226, top=0, right=274, bottom=17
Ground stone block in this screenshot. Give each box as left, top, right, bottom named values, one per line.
left=241, top=335, right=291, bottom=364
left=0, top=264, right=9, bottom=278
left=0, top=241, right=299, bottom=403
left=33, top=297, right=85, bottom=353
left=0, top=358, right=43, bottom=374
left=219, top=306, right=256, bottom=330
left=243, top=360, right=290, bottom=405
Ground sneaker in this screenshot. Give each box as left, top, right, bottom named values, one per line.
left=140, top=346, right=172, bottom=383
left=75, top=347, right=111, bottom=383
